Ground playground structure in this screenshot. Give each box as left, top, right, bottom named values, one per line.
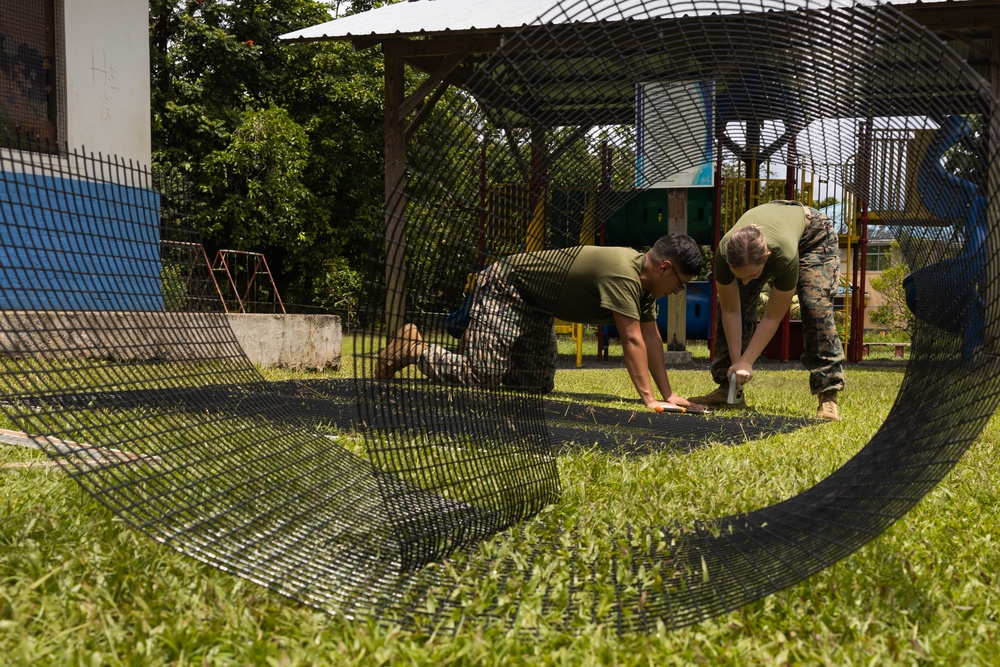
left=1, top=0, right=999, bottom=636
left=211, top=248, right=286, bottom=315
left=160, top=242, right=286, bottom=315
left=579, top=132, right=970, bottom=363
left=457, top=108, right=947, bottom=365
left=288, top=0, right=1000, bottom=630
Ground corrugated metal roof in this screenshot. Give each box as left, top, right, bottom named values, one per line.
left=279, top=0, right=944, bottom=43
left=280, top=0, right=559, bottom=41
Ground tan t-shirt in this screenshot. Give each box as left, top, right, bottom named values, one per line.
left=714, top=201, right=808, bottom=291
left=507, top=245, right=656, bottom=324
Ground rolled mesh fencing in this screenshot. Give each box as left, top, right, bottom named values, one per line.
left=0, top=0, right=998, bottom=634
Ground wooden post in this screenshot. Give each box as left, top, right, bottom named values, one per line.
left=527, top=125, right=547, bottom=252
left=384, top=49, right=407, bottom=334
left=744, top=121, right=762, bottom=212
left=580, top=192, right=596, bottom=246
left=597, top=140, right=611, bottom=360
left=709, top=128, right=725, bottom=362
left=850, top=118, right=874, bottom=362
left=666, top=189, right=687, bottom=352
left=775, top=159, right=797, bottom=363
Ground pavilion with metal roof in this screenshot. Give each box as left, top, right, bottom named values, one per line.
left=280, top=0, right=1000, bottom=336
left=282, top=0, right=998, bottom=131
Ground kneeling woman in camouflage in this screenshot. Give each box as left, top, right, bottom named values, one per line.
left=690, top=200, right=845, bottom=420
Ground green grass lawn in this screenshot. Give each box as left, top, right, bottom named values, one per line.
left=2, top=339, right=998, bottom=665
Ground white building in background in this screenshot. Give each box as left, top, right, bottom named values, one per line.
left=1, top=0, right=151, bottom=166
left=62, top=1, right=151, bottom=165
left=1, top=1, right=157, bottom=314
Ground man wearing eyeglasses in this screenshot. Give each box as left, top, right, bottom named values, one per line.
left=377, top=233, right=706, bottom=413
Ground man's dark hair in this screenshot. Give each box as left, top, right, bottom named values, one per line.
left=650, top=233, right=703, bottom=276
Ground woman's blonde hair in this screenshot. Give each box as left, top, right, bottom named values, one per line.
left=725, top=224, right=768, bottom=268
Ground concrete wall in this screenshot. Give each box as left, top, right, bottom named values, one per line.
left=62, top=0, right=151, bottom=165
left=0, top=311, right=342, bottom=371
left=226, top=313, right=342, bottom=371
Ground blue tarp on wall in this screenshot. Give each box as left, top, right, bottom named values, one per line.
left=0, top=170, right=165, bottom=311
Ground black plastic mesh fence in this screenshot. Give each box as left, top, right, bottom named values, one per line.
left=2, top=0, right=999, bottom=634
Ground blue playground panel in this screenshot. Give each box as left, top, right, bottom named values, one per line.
left=0, top=171, right=164, bottom=311
left=903, top=115, right=985, bottom=361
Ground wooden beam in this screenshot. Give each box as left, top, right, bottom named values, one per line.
left=503, top=125, right=531, bottom=181
left=351, top=36, right=384, bottom=51
left=900, top=1, right=1000, bottom=32
left=404, top=78, right=448, bottom=142
left=383, top=35, right=506, bottom=58
left=993, top=26, right=1000, bottom=96
left=400, top=53, right=466, bottom=118
left=527, top=125, right=548, bottom=252
left=760, top=130, right=792, bottom=161
left=666, top=190, right=688, bottom=352
left=548, top=125, right=594, bottom=163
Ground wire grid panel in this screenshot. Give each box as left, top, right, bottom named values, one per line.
left=0, top=0, right=996, bottom=634
left=355, top=0, right=1000, bottom=632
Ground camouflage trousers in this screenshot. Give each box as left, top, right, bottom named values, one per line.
left=418, top=261, right=559, bottom=394
left=710, top=205, right=846, bottom=395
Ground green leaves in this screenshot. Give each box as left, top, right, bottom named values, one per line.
left=201, top=106, right=313, bottom=251
left=151, top=0, right=385, bottom=307
left=869, top=240, right=914, bottom=337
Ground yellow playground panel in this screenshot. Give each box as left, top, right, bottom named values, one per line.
left=719, top=160, right=869, bottom=357
left=554, top=320, right=585, bottom=368
left=484, top=124, right=938, bottom=367
left=487, top=184, right=597, bottom=367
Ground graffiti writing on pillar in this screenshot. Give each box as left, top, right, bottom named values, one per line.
left=91, top=48, right=119, bottom=91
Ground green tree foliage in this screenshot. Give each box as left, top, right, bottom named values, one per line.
left=149, top=0, right=386, bottom=309
left=869, top=240, right=913, bottom=336
left=942, top=114, right=985, bottom=189
left=312, top=256, right=362, bottom=328
left=200, top=106, right=314, bottom=250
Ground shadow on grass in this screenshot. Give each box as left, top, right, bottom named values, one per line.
left=25, top=378, right=815, bottom=459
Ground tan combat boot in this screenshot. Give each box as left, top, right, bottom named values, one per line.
left=688, top=383, right=743, bottom=408
left=817, top=390, right=840, bottom=421
left=376, top=324, right=426, bottom=379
